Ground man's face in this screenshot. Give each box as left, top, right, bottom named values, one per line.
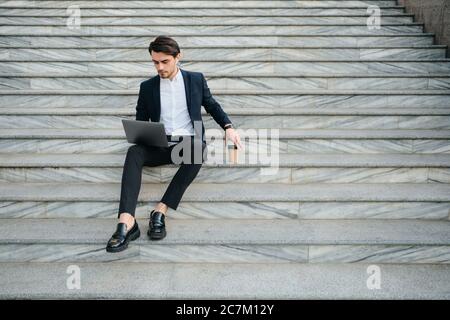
left=151, top=51, right=180, bottom=79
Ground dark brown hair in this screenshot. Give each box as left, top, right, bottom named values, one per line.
left=148, top=36, right=180, bottom=57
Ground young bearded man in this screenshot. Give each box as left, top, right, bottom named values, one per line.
left=106, top=36, right=242, bottom=253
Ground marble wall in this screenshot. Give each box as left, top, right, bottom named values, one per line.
left=399, top=0, right=450, bottom=57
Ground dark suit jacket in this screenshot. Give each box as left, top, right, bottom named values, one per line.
left=135, top=68, right=232, bottom=142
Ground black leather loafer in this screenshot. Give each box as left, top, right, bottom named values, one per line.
left=148, top=210, right=167, bottom=240
left=106, top=221, right=140, bottom=253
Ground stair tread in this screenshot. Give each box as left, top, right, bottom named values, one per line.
left=0, top=22, right=426, bottom=26
left=1, top=128, right=449, bottom=138
left=1, top=89, right=449, bottom=95
left=4, top=45, right=442, bottom=49
left=1, top=153, right=450, bottom=167
left=0, top=262, right=448, bottom=299
left=1, top=218, right=449, bottom=245
left=2, top=72, right=450, bottom=77
left=1, top=182, right=450, bottom=201
left=1, top=107, right=449, bottom=115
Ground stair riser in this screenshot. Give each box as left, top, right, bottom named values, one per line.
left=1, top=48, right=444, bottom=61
left=1, top=200, right=448, bottom=220
left=2, top=61, right=448, bottom=74
left=0, top=16, right=415, bottom=25
left=1, top=115, right=450, bottom=130
left=0, top=8, right=407, bottom=17
left=0, top=25, right=425, bottom=36
left=2, top=77, right=449, bottom=90
left=0, top=1, right=400, bottom=9
left=0, top=244, right=447, bottom=264
left=0, top=36, right=434, bottom=48
left=1, top=138, right=449, bottom=154
left=1, top=166, right=449, bottom=184
left=1, top=94, right=448, bottom=108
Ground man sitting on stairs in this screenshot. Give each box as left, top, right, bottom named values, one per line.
left=106, top=36, right=242, bottom=253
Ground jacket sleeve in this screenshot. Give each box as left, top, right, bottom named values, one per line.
left=201, top=73, right=232, bottom=130
left=135, top=82, right=150, bottom=121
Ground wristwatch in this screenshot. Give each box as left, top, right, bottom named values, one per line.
left=224, top=123, right=233, bottom=130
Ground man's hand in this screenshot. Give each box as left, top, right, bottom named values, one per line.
left=225, top=127, right=243, bottom=150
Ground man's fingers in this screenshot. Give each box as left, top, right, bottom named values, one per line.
left=235, top=136, right=243, bottom=150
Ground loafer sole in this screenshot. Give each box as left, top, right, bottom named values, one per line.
left=148, top=229, right=166, bottom=240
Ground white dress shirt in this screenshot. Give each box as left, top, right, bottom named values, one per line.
left=159, top=68, right=195, bottom=144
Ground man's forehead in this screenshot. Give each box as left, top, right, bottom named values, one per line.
left=151, top=53, right=174, bottom=62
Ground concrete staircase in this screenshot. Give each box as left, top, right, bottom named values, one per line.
left=0, top=0, right=449, bottom=299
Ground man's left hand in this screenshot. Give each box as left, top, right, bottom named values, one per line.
left=225, top=128, right=243, bottom=150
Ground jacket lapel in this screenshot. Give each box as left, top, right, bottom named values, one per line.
left=151, top=74, right=161, bottom=121
left=181, top=68, right=192, bottom=118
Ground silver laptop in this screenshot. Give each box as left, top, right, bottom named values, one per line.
left=122, top=119, right=169, bottom=148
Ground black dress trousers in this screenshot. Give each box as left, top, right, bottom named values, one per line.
left=118, top=136, right=207, bottom=217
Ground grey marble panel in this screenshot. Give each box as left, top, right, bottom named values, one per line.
left=3, top=167, right=449, bottom=184
left=294, top=167, right=433, bottom=183
left=0, top=25, right=424, bottom=36
left=0, top=201, right=300, bottom=219
left=0, top=243, right=309, bottom=263
left=30, top=47, right=440, bottom=61
left=360, top=48, right=445, bottom=60
left=0, top=8, right=407, bottom=18
left=2, top=115, right=450, bottom=130
left=413, top=140, right=450, bottom=154
left=309, top=245, right=450, bottom=263
left=428, top=168, right=450, bottom=183
left=287, top=139, right=415, bottom=154
left=0, top=16, right=415, bottom=26
left=298, top=202, right=450, bottom=219
left=0, top=244, right=447, bottom=263
left=0, top=1, right=399, bottom=9
left=1, top=138, right=448, bottom=154
left=2, top=61, right=448, bottom=75
left=0, top=35, right=433, bottom=48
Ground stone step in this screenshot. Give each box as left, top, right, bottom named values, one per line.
left=0, top=128, right=448, bottom=154
left=2, top=75, right=450, bottom=91
left=3, top=153, right=449, bottom=168
left=0, top=35, right=435, bottom=48
left=0, top=1, right=400, bottom=9
left=1, top=181, right=449, bottom=202
left=0, top=25, right=425, bottom=36
left=3, top=218, right=448, bottom=246
left=2, top=46, right=445, bottom=61
left=2, top=107, right=450, bottom=115
left=1, top=262, right=449, bottom=299
left=1, top=195, right=449, bottom=220
left=0, top=15, right=416, bottom=25
left=1, top=153, right=449, bottom=184
left=0, top=8, right=407, bottom=17
left=2, top=92, right=449, bottom=109
left=1, top=113, right=450, bottom=130
left=0, top=154, right=450, bottom=184
left=0, top=219, right=448, bottom=264
left=2, top=60, right=449, bottom=74
left=2, top=89, right=450, bottom=95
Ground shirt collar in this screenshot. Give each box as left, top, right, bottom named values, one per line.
left=161, top=67, right=182, bottom=83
